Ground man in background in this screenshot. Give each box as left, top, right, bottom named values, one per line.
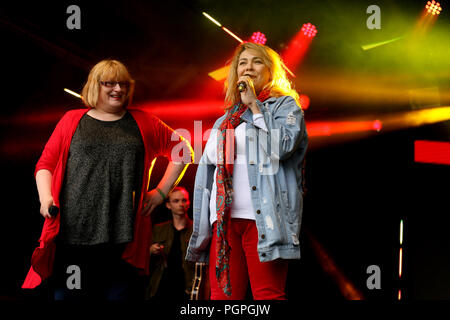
left=145, top=187, right=194, bottom=299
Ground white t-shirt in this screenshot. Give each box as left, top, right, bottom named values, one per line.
left=205, top=114, right=267, bottom=225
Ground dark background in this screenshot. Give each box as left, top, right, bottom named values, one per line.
left=0, top=0, right=449, bottom=302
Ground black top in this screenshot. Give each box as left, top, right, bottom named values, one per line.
left=59, top=112, right=144, bottom=245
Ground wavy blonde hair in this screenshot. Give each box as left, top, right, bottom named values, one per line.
left=224, top=42, right=300, bottom=109
left=81, top=60, right=135, bottom=108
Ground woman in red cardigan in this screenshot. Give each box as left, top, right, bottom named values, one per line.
left=23, top=60, right=193, bottom=300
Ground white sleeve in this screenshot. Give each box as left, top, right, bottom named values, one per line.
left=253, top=113, right=268, bottom=132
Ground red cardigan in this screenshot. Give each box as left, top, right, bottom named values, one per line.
left=22, top=108, right=193, bottom=289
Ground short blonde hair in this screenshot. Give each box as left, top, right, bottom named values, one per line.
left=81, top=60, right=135, bottom=108
left=224, top=42, right=300, bottom=109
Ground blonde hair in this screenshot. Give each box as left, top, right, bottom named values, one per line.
left=81, top=60, right=135, bottom=108
left=224, top=42, right=300, bottom=109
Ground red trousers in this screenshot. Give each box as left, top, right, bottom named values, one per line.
left=209, top=219, right=288, bottom=300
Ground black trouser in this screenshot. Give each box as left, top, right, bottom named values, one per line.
left=51, top=243, right=140, bottom=300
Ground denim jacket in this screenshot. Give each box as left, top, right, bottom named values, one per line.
left=186, top=95, right=308, bottom=263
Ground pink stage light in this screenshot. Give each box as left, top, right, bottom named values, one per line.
left=301, top=23, right=318, bottom=38
left=250, top=31, right=267, bottom=45
left=373, top=120, right=382, bottom=132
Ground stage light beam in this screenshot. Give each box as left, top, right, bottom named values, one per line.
left=202, top=11, right=243, bottom=43
left=222, top=27, right=243, bottom=43
left=64, top=88, right=82, bottom=99
left=361, top=36, right=405, bottom=51
left=400, top=220, right=404, bottom=245
left=281, top=22, right=317, bottom=72
left=202, top=12, right=222, bottom=27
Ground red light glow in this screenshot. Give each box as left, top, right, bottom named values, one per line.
left=306, top=120, right=382, bottom=137
left=281, top=23, right=317, bottom=71
left=414, top=140, right=450, bottom=165
left=298, top=94, right=310, bottom=110
left=373, top=120, right=382, bottom=131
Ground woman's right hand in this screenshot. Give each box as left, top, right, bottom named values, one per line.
left=36, top=169, right=54, bottom=219
left=150, top=243, right=164, bottom=255
left=39, top=196, right=54, bottom=219
left=237, top=76, right=257, bottom=107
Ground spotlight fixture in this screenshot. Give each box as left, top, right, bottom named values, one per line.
left=425, top=0, right=442, bottom=15
left=250, top=31, right=267, bottom=45
left=301, top=23, right=317, bottom=38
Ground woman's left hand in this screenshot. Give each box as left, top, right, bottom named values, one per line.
left=141, top=189, right=164, bottom=216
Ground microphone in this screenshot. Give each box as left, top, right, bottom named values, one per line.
left=49, top=205, right=59, bottom=217
left=237, top=81, right=246, bottom=92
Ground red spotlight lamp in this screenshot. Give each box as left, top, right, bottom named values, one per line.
left=250, top=31, right=267, bottom=45
left=425, top=0, right=442, bottom=15
left=301, top=23, right=317, bottom=38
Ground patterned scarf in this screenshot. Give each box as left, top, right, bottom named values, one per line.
left=215, top=89, right=271, bottom=296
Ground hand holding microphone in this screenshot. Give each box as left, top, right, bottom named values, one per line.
left=237, top=75, right=252, bottom=93
left=237, top=81, right=247, bottom=92
left=237, top=76, right=258, bottom=111
left=49, top=205, right=59, bottom=217
left=40, top=196, right=59, bottom=219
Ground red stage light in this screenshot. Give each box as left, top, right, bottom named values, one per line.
left=298, top=94, right=310, bottom=110
left=281, top=23, right=317, bottom=72
left=425, top=0, right=442, bottom=15
left=301, top=23, right=318, bottom=38
left=250, top=31, right=267, bottom=45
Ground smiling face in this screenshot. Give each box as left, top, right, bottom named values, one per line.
left=82, top=60, right=135, bottom=111
left=97, top=80, right=129, bottom=112
left=237, top=49, right=271, bottom=94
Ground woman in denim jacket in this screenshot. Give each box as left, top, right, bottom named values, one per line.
left=186, top=43, right=308, bottom=300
